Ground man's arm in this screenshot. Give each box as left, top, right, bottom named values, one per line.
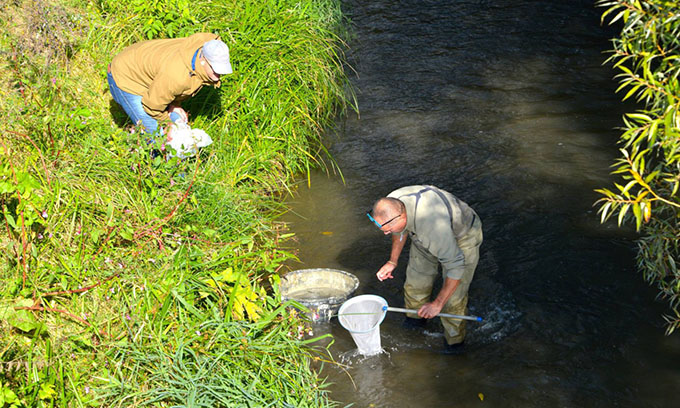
left=376, top=233, right=408, bottom=281
left=418, top=277, right=460, bottom=318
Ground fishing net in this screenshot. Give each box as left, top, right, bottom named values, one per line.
left=338, top=295, right=388, bottom=356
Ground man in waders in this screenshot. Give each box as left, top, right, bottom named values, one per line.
left=369, top=185, right=483, bottom=353
left=107, top=33, right=232, bottom=140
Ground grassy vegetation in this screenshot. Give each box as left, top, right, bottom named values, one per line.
left=0, top=0, right=352, bottom=406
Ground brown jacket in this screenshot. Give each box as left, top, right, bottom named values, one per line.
left=110, top=33, right=220, bottom=121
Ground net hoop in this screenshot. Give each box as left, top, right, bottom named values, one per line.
left=338, top=294, right=388, bottom=334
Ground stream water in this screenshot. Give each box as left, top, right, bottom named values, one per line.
left=281, top=0, right=680, bottom=406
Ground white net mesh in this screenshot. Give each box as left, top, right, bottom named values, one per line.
left=338, top=295, right=388, bottom=356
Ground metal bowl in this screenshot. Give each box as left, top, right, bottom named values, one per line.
left=280, top=268, right=360, bottom=322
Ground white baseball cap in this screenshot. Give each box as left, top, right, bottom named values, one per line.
left=202, top=40, right=233, bottom=75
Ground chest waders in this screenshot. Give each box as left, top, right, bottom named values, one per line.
left=396, top=186, right=483, bottom=345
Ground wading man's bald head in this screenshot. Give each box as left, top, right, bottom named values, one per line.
left=373, top=197, right=405, bottom=219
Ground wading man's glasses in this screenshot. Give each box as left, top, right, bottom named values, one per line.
left=366, top=210, right=401, bottom=229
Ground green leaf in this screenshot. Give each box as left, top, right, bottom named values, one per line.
left=618, top=203, right=630, bottom=226
left=38, top=383, right=56, bottom=400
left=120, top=228, right=133, bottom=241
left=623, top=84, right=640, bottom=101
left=626, top=113, right=652, bottom=122
left=0, top=181, right=15, bottom=194
left=3, top=210, right=16, bottom=230
left=647, top=120, right=659, bottom=145
left=71, top=334, right=93, bottom=349
left=0, top=304, right=11, bottom=320
left=106, top=201, right=114, bottom=225
left=632, top=203, right=642, bottom=231
left=91, top=228, right=102, bottom=244
left=170, top=289, right=205, bottom=319
left=217, top=267, right=236, bottom=283
left=7, top=307, right=39, bottom=332
left=599, top=201, right=612, bottom=223
left=1, top=385, right=20, bottom=405
left=621, top=180, right=637, bottom=194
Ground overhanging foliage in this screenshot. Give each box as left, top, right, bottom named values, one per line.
left=596, top=0, right=680, bottom=334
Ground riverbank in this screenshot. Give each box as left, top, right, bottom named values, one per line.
left=0, top=0, right=350, bottom=405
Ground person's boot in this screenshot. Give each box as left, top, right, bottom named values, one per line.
left=441, top=339, right=465, bottom=355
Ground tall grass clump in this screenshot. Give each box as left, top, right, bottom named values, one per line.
left=0, top=0, right=353, bottom=406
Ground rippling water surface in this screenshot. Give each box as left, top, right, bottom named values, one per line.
left=281, top=0, right=680, bottom=406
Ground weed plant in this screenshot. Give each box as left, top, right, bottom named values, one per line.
left=0, top=0, right=352, bottom=406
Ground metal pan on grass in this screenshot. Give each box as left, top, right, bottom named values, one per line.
left=280, top=268, right=360, bottom=322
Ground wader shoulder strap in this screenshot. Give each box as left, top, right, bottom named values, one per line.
left=427, top=186, right=455, bottom=229
left=427, top=187, right=476, bottom=234
left=397, top=186, right=453, bottom=232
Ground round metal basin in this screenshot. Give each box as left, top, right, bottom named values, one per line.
left=280, top=268, right=360, bottom=322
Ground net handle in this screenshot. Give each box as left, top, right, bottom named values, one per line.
left=384, top=306, right=483, bottom=322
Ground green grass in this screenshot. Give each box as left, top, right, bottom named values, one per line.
left=0, top=0, right=353, bottom=406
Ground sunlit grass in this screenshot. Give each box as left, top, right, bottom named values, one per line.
left=0, top=0, right=352, bottom=405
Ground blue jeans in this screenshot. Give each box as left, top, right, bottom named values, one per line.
left=107, top=72, right=181, bottom=138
